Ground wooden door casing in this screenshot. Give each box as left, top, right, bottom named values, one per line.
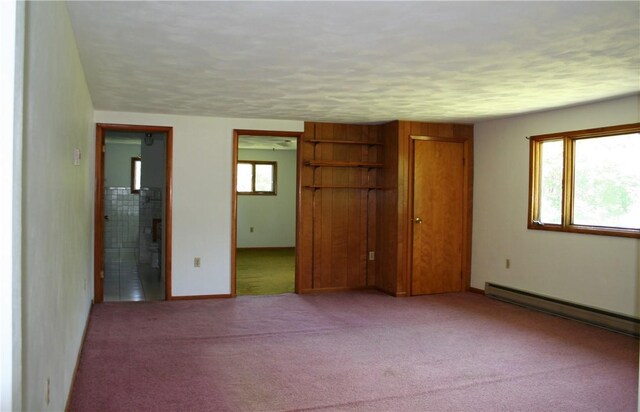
left=411, top=139, right=465, bottom=295
left=94, top=123, right=173, bottom=302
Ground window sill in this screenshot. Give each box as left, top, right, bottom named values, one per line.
left=237, top=192, right=277, bottom=196
left=528, top=222, right=640, bottom=239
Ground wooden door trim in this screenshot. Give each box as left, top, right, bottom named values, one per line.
left=94, top=127, right=105, bottom=302
left=94, top=123, right=173, bottom=303
left=407, top=135, right=473, bottom=295
left=231, top=129, right=303, bottom=297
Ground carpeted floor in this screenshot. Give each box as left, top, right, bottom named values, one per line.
left=235, top=248, right=295, bottom=295
left=69, top=291, right=639, bottom=411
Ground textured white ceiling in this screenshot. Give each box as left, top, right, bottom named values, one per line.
left=66, top=1, right=640, bottom=124
left=238, top=135, right=297, bottom=151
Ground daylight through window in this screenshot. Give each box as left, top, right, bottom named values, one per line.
left=237, top=161, right=277, bottom=195
left=528, top=123, right=640, bottom=238
left=131, top=157, right=141, bottom=194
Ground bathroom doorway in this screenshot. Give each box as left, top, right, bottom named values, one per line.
left=94, top=124, right=173, bottom=303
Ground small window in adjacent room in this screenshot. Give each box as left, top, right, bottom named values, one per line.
left=131, top=157, right=141, bottom=194
left=528, top=123, right=640, bottom=238
left=237, top=161, right=277, bottom=195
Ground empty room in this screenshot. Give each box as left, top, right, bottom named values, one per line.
left=2, top=1, right=639, bottom=411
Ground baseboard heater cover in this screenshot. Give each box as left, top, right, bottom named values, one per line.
left=484, top=283, right=640, bottom=338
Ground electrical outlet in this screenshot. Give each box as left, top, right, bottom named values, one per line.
left=250, top=227, right=254, bottom=233
left=73, top=148, right=81, bottom=166
left=368, top=251, right=375, bottom=261
left=505, top=259, right=511, bottom=269
left=194, top=257, right=201, bottom=268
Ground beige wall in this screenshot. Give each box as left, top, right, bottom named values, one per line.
left=472, top=94, right=640, bottom=317
left=22, top=2, right=94, bottom=410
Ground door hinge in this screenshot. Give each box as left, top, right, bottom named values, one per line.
left=102, top=145, right=106, bottom=153
left=100, top=270, right=104, bottom=279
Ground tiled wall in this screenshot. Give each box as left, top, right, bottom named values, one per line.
left=104, top=187, right=140, bottom=264
left=139, top=187, right=163, bottom=264
left=104, top=186, right=163, bottom=265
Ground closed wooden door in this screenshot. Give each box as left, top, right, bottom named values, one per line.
left=411, top=139, right=464, bottom=295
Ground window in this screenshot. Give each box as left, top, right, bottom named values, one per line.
left=528, top=123, right=640, bottom=238
left=237, top=161, right=277, bottom=195
left=131, top=157, right=141, bottom=194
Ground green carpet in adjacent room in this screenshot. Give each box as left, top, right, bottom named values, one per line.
left=236, top=248, right=295, bottom=295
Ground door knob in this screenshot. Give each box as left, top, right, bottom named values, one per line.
left=412, top=217, right=422, bottom=224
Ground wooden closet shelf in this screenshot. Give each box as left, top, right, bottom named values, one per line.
left=305, top=160, right=383, bottom=168
left=307, top=139, right=383, bottom=146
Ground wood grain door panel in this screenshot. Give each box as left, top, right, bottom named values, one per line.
left=411, top=140, right=464, bottom=295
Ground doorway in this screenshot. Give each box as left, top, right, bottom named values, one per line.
left=410, top=137, right=469, bottom=295
left=231, top=130, right=302, bottom=296
left=94, top=124, right=173, bottom=303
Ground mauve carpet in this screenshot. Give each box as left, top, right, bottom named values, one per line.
left=69, top=291, right=638, bottom=411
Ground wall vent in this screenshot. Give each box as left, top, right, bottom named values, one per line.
left=484, top=282, right=639, bottom=338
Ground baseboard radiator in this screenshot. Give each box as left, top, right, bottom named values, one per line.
left=484, top=283, right=640, bottom=338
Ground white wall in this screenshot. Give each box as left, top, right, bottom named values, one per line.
left=1, top=1, right=24, bottom=410
left=237, top=149, right=296, bottom=248
left=94, top=110, right=303, bottom=297
left=472, top=94, right=640, bottom=317
left=22, top=2, right=94, bottom=410
left=105, top=140, right=141, bottom=187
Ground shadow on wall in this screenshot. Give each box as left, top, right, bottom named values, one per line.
left=636, top=241, right=639, bottom=318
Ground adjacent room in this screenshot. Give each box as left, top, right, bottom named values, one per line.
left=235, top=135, right=297, bottom=296
left=103, top=130, right=167, bottom=301
left=3, top=1, right=639, bottom=411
